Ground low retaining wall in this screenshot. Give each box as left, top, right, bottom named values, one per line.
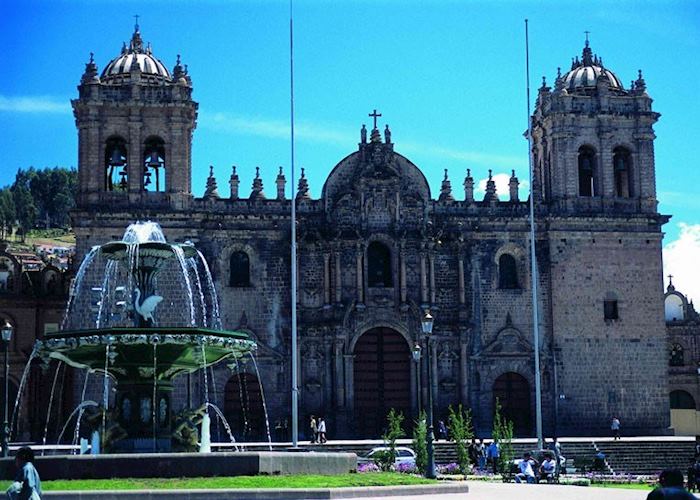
left=1, top=451, right=357, bottom=481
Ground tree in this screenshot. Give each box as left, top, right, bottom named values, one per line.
left=11, top=169, right=37, bottom=242
left=0, top=188, right=15, bottom=240
left=412, top=410, right=428, bottom=474
left=373, top=408, right=405, bottom=471
left=448, top=404, right=474, bottom=474
left=492, top=398, right=514, bottom=476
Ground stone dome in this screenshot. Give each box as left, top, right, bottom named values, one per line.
left=561, top=40, right=623, bottom=92
left=101, top=26, right=171, bottom=82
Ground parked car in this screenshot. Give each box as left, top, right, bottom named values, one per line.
left=357, top=446, right=416, bottom=467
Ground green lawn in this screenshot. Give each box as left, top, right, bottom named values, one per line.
left=8, top=473, right=434, bottom=491
left=591, top=483, right=655, bottom=490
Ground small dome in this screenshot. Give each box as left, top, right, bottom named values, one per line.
left=100, top=25, right=171, bottom=82
left=561, top=40, right=624, bottom=92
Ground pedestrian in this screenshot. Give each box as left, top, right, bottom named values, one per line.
left=487, top=439, right=500, bottom=474
left=309, top=415, right=318, bottom=443
left=6, top=446, right=42, bottom=499
left=468, top=438, right=479, bottom=467
left=476, top=438, right=487, bottom=470
left=549, top=436, right=562, bottom=474
left=317, top=417, right=327, bottom=444
left=611, top=416, right=621, bottom=440
left=647, top=469, right=696, bottom=500
left=438, top=420, right=447, bottom=441
left=514, top=452, right=537, bottom=484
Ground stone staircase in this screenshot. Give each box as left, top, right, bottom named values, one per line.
left=233, top=439, right=695, bottom=475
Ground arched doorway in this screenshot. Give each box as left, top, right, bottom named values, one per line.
left=493, top=372, right=531, bottom=436
left=353, top=327, right=411, bottom=437
left=670, top=390, right=696, bottom=410
left=224, top=372, right=264, bottom=441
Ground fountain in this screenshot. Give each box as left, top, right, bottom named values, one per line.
left=3, top=222, right=356, bottom=480
left=35, top=222, right=255, bottom=452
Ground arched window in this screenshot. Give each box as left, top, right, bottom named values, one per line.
left=613, top=147, right=633, bottom=198
left=578, top=147, right=596, bottom=197
left=229, top=251, right=250, bottom=287
left=670, top=343, right=685, bottom=367
left=498, top=254, right=518, bottom=289
left=143, top=137, right=166, bottom=192
left=104, top=136, right=128, bottom=192
left=670, top=390, right=695, bottom=410
left=367, top=242, right=392, bottom=288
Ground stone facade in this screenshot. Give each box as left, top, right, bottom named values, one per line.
left=64, top=28, right=672, bottom=438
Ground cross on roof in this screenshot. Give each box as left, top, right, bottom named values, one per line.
left=369, top=109, right=382, bottom=129
left=134, top=14, right=140, bottom=30
left=584, top=30, right=590, bottom=44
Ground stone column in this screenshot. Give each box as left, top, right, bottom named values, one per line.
left=344, top=353, right=354, bottom=413
left=355, top=243, right=364, bottom=305
left=429, top=252, right=436, bottom=305
left=334, top=247, right=342, bottom=304
left=334, top=340, right=345, bottom=408
left=399, top=241, right=407, bottom=304
left=420, top=251, right=428, bottom=305
left=323, top=253, right=331, bottom=306
left=128, top=117, right=142, bottom=194
left=460, top=338, right=469, bottom=405
left=323, top=340, right=333, bottom=409
left=458, top=253, right=466, bottom=305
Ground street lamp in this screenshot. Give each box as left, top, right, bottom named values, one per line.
left=1, top=319, right=12, bottom=458
left=421, top=311, right=436, bottom=479
left=412, top=342, right=422, bottom=414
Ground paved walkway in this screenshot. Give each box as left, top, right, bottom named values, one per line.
left=365, top=482, right=658, bottom=500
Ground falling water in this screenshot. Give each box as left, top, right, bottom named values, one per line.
left=41, top=362, right=63, bottom=455
left=61, top=246, right=99, bottom=329
left=232, top=356, right=248, bottom=440
left=95, top=260, right=117, bottom=329
left=188, top=257, right=207, bottom=327
left=173, top=246, right=196, bottom=326
left=102, top=344, right=111, bottom=447
left=201, top=344, right=209, bottom=407
left=209, top=365, right=220, bottom=439
left=196, top=250, right=222, bottom=330
left=10, top=345, right=37, bottom=440
left=56, top=401, right=99, bottom=446
left=122, top=221, right=167, bottom=243
left=152, top=341, right=158, bottom=452
left=72, top=371, right=92, bottom=452
left=249, top=353, right=272, bottom=449
left=205, top=403, right=239, bottom=451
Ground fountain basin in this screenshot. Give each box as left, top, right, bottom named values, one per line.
left=0, top=452, right=358, bottom=480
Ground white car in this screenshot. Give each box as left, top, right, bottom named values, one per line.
left=358, top=446, right=416, bottom=467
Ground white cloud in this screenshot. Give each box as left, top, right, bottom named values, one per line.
left=0, top=95, right=71, bottom=114
left=663, top=223, right=700, bottom=304
left=200, top=110, right=527, bottom=170
left=474, top=172, right=531, bottom=200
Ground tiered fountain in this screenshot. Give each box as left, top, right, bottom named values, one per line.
left=36, top=222, right=255, bottom=453
left=6, top=222, right=355, bottom=480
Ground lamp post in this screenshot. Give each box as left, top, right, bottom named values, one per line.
left=1, top=320, right=12, bottom=458
left=422, top=311, right=436, bottom=479
left=411, top=342, right=421, bottom=415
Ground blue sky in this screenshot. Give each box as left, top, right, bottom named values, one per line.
left=1, top=0, right=699, bottom=300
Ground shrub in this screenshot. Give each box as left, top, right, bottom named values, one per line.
left=437, top=462, right=461, bottom=475
left=448, top=404, right=474, bottom=474
left=492, top=398, right=514, bottom=474
left=412, top=410, right=428, bottom=474
left=358, top=462, right=381, bottom=473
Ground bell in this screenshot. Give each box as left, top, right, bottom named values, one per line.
left=147, top=150, right=161, bottom=168
left=118, top=168, right=128, bottom=190
left=110, top=148, right=125, bottom=167
left=144, top=169, right=152, bottom=187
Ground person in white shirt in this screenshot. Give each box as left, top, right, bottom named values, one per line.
left=515, top=452, right=537, bottom=484
left=317, top=417, right=327, bottom=444
left=540, top=453, right=557, bottom=482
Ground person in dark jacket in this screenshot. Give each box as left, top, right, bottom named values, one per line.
left=647, top=469, right=696, bottom=500
left=6, top=446, right=42, bottom=499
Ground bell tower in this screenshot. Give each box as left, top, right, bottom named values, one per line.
left=72, top=22, right=198, bottom=209
left=531, top=39, right=659, bottom=215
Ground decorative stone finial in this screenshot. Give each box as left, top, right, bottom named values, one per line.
left=276, top=166, right=286, bottom=200
left=203, top=165, right=220, bottom=200
left=173, top=54, right=185, bottom=81
left=81, top=52, right=99, bottom=84
left=667, top=274, right=675, bottom=292
left=229, top=165, right=240, bottom=200
left=296, top=167, right=310, bottom=200
left=509, top=169, right=519, bottom=202
left=484, top=169, right=497, bottom=203
left=439, top=169, right=454, bottom=202
left=635, top=69, right=647, bottom=92
left=464, top=168, right=474, bottom=204
left=250, top=166, right=265, bottom=200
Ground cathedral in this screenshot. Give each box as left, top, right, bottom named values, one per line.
left=35, top=24, right=673, bottom=439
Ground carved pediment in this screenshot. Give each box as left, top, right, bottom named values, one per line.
left=480, top=327, right=532, bottom=357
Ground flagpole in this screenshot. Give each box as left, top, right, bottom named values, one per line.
left=290, top=0, right=299, bottom=448
left=525, top=18, right=543, bottom=449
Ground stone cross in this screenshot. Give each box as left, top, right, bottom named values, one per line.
left=369, top=109, right=382, bottom=129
